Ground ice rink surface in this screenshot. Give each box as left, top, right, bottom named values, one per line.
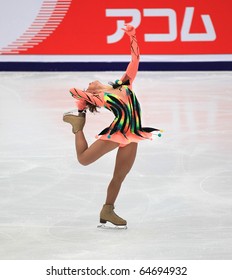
left=0, top=71, right=231, bottom=260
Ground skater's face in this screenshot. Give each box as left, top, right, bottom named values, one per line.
left=87, top=80, right=103, bottom=91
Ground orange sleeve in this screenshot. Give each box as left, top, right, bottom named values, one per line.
left=69, top=88, right=104, bottom=108
left=120, top=34, right=140, bottom=88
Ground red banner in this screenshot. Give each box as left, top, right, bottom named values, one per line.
left=0, top=0, right=231, bottom=55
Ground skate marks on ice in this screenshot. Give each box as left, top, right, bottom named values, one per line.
left=0, top=71, right=232, bottom=259
left=200, top=170, right=232, bottom=199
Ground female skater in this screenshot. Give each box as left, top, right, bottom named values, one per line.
left=63, top=25, right=162, bottom=228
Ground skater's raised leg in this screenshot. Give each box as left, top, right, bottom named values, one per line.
left=76, top=137, right=119, bottom=166
left=63, top=110, right=119, bottom=166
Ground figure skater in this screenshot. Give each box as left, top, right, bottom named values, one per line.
left=63, top=25, right=162, bottom=228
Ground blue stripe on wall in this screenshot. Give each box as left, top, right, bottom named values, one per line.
left=0, top=61, right=231, bottom=71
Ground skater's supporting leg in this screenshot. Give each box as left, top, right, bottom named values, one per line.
left=75, top=133, right=119, bottom=166
left=105, top=142, right=138, bottom=205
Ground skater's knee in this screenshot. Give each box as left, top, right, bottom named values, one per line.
left=78, top=159, right=89, bottom=166
left=77, top=155, right=91, bottom=166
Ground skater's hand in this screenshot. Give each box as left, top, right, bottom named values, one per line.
left=121, top=24, right=136, bottom=36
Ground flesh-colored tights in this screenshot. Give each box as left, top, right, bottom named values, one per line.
left=75, top=131, right=137, bottom=205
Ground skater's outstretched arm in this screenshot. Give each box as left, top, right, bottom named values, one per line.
left=69, top=88, right=104, bottom=109
left=120, top=25, right=140, bottom=88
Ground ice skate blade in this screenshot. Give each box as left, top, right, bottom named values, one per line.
left=97, top=223, right=127, bottom=230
